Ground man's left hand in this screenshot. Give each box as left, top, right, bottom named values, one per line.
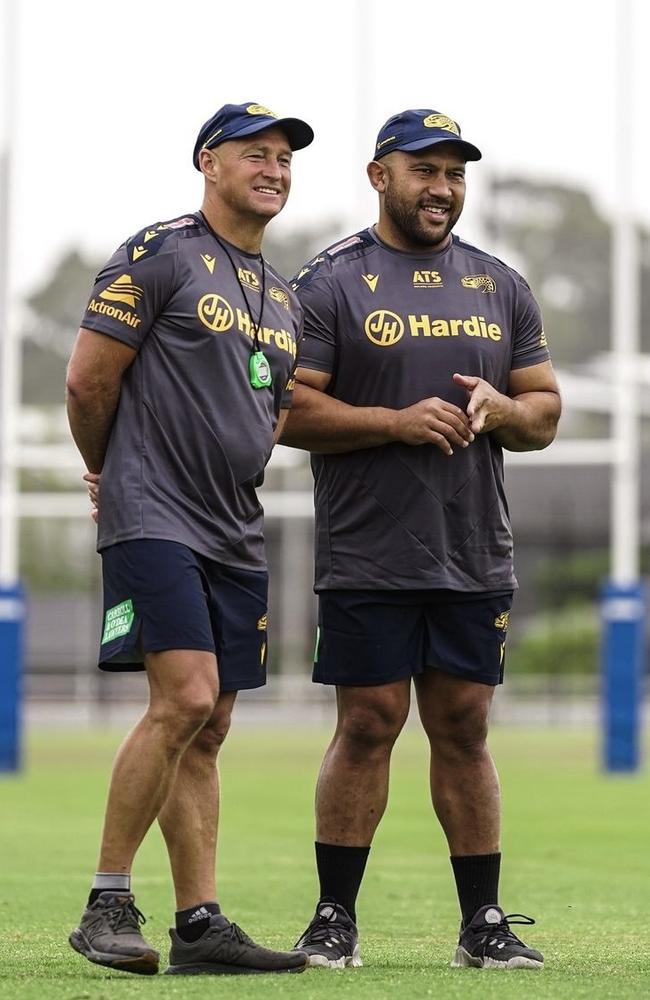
left=452, top=373, right=513, bottom=435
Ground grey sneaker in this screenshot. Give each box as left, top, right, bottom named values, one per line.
left=69, top=891, right=159, bottom=975
left=451, top=905, right=544, bottom=970
left=294, top=899, right=362, bottom=969
left=164, top=912, right=308, bottom=975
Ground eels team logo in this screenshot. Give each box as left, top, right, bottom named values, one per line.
left=269, top=287, right=290, bottom=310
left=257, top=613, right=268, bottom=631
left=494, top=610, right=510, bottom=631
left=461, top=274, right=497, bottom=294
left=364, top=310, right=404, bottom=347
left=197, top=293, right=234, bottom=333
left=423, top=113, right=459, bottom=134
left=247, top=104, right=278, bottom=118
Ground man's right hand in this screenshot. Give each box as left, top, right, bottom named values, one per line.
left=391, top=397, right=475, bottom=455
left=83, top=471, right=100, bottom=523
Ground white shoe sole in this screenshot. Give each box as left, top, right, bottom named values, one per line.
left=452, top=945, right=543, bottom=970
left=307, top=944, right=363, bottom=969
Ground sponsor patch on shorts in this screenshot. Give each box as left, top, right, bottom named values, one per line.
left=101, top=599, right=135, bottom=644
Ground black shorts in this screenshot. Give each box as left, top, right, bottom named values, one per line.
left=99, top=539, right=268, bottom=691
left=313, top=589, right=514, bottom=688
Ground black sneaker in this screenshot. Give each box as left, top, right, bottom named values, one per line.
left=68, top=891, right=159, bottom=975
left=451, top=904, right=544, bottom=970
left=164, top=912, right=308, bottom=975
left=294, top=899, right=362, bottom=969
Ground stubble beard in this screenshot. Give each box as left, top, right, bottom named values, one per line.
left=384, top=187, right=458, bottom=249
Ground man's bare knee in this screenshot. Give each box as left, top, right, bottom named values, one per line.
left=336, top=690, right=409, bottom=759
left=191, top=704, right=234, bottom=757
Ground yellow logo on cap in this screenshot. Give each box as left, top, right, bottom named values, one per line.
left=423, top=114, right=459, bottom=134
left=247, top=104, right=278, bottom=118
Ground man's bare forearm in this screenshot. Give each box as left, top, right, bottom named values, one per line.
left=280, top=383, right=397, bottom=453
left=491, top=391, right=561, bottom=451
left=66, top=384, right=121, bottom=473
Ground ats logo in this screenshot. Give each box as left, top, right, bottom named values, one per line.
left=269, top=287, right=289, bottom=310
left=413, top=270, right=442, bottom=288
left=461, top=274, right=496, bottom=294
left=197, top=293, right=234, bottom=333
left=365, top=310, right=404, bottom=347
left=238, top=268, right=260, bottom=291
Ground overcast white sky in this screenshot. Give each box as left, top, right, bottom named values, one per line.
left=2, top=0, right=648, bottom=299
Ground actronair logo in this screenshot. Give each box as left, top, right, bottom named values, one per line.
left=99, top=274, right=143, bottom=309
left=88, top=298, right=141, bottom=329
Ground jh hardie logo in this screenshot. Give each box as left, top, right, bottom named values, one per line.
left=197, top=294, right=234, bottom=333
left=364, top=310, right=404, bottom=347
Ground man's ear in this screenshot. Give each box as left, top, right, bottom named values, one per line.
left=199, top=148, right=219, bottom=181
left=367, top=160, right=388, bottom=193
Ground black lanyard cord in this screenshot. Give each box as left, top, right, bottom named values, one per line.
left=199, top=211, right=266, bottom=353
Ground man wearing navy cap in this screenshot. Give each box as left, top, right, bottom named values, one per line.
left=66, top=102, right=313, bottom=976
left=283, top=108, right=560, bottom=970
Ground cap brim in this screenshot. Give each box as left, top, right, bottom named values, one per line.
left=378, top=136, right=482, bottom=162
left=194, top=117, right=314, bottom=169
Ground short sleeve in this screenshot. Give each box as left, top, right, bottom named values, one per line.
left=293, top=262, right=338, bottom=374
left=80, top=236, right=177, bottom=350
left=511, top=279, right=551, bottom=370
left=280, top=311, right=303, bottom=408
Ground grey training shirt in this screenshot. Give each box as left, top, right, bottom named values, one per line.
left=80, top=212, right=303, bottom=569
left=291, top=228, right=551, bottom=592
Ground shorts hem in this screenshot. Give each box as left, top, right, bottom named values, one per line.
left=99, top=641, right=216, bottom=672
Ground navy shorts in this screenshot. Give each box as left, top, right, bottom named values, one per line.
left=313, top=589, right=514, bottom=688
left=99, top=539, right=268, bottom=692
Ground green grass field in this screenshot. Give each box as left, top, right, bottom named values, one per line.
left=1, top=722, right=649, bottom=999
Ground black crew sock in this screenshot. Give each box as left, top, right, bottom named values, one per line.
left=315, top=841, right=370, bottom=923
left=450, top=852, right=501, bottom=927
left=175, top=901, right=221, bottom=942
left=88, top=873, right=131, bottom=906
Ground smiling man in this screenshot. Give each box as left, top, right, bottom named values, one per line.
left=281, top=108, right=561, bottom=971
left=65, top=102, right=313, bottom=977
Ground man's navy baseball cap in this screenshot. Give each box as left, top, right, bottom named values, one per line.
left=193, top=102, right=314, bottom=170
left=373, top=109, right=481, bottom=162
